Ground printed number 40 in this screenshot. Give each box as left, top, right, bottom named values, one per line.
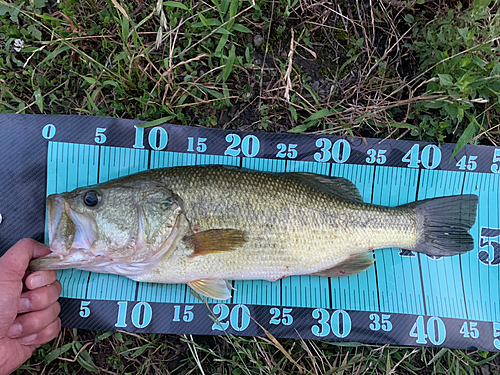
left=410, top=316, right=446, bottom=345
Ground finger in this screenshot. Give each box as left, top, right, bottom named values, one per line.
left=25, top=270, right=58, bottom=290
left=7, top=302, right=60, bottom=339
left=19, top=318, right=61, bottom=347
left=0, top=239, right=51, bottom=281
left=17, top=281, right=62, bottom=313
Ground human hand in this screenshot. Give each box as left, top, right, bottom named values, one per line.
left=0, top=239, right=61, bottom=375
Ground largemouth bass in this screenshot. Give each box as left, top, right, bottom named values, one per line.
left=30, top=165, right=478, bottom=300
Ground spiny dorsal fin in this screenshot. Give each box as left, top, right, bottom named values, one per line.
left=188, top=279, right=233, bottom=300
left=184, top=229, right=247, bottom=257
left=283, top=173, right=363, bottom=203
left=311, top=253, right=375, bottom=278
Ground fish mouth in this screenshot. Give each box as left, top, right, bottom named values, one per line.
left=30, top=194, right=100, bottom=271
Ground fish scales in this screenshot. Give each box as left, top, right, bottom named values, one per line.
left=134, top=167, right=418, bottom=283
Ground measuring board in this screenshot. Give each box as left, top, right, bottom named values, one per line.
left=1, top=114, right=500, bottom=351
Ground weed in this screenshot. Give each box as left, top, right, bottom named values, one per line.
left=409, top=0, right=500, bottom=151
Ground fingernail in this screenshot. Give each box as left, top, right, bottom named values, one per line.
left=29, top=274, right=46, bottom=289
left=18, top=298, right=30, bottom=313
left=7, top=323, right=22, bottom=338
left=18, top=333, right=37, bottom=344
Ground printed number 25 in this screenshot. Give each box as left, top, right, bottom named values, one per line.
left=276, top=143, right=297, bottom=159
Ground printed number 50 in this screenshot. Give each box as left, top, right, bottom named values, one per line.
left=491, top=149, right=500, bottom=173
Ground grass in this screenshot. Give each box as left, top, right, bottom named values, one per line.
left=18, top=328, right=500, bottom=374
left=1, top=0, right=500, bottom=373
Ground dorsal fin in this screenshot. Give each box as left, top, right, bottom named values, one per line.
left=283, top=173, right=363, bottom=203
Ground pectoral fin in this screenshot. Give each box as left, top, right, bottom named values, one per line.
left=184, top=229, right=247, bottom=257
left=311, top=253, right=375, bottom=278
left=188, top=279, right=234, bottom=300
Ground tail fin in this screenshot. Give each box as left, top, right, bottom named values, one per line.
left=404, top=195, right=478, bottom=256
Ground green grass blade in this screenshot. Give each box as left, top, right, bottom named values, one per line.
left=451, top=121, right=477, bottom=160
left=222, top=45, right=236, bottom=82
left=163, top=1, right=189, bottom=10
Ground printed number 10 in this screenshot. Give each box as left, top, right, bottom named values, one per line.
left=115, top=301, right=152, bottom=329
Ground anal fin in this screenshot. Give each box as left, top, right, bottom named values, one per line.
left=311, top=253, right=375, bottom=278
left=187, top=279, right=233, bottom=300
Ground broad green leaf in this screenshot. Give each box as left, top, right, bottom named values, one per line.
left=289, top=104, right=298, bottom=121
left=288, top=123, right=313, bottom=133
left=438, top=73, right=453, bottom=86
left=215, top=33, right=229, bottom=54
left=461, top=56, right=472, bottom=67
left=137, top=117, right=171, bottom=128
left=405, top=14, right=414, bottom=23
left=199, top=86, right=223, bottom=99
left=83, top=76, right=96, bottom=85
left=163, top=1, right=189, bottom=10
left=458, top=27, right=468, bottom=39
left=34, top=0, right=46, bottom=7
left=121, top=16, right=129, bottom=42
left=491, top=62, right=500, bottom=76
left=216, top=28, right=232, bottom=35
left=222, top=45, right=236, bottom=81
left=451, top=122, right=477, bottom=159
left=219, top=0, right=229, bottom=16
left=231, top=24, right=252, bottom=33
left=304, top=108, right=330, bottom=122
left=198, top=13, right=210, bottom=28
left=76, top=355, right=98, bottom=373
left=44, top=343, right=73, bottom=364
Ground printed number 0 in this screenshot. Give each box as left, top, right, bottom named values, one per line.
left=42, top=124, right=56, bottom=139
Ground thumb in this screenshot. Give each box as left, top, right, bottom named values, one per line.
left=0, top=239, right=51, bottom=281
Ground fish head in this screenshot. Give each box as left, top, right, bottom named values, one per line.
left=31, top=174, right=185, bottom=276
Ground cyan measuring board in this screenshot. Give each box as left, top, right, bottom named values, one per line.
left=1, top=114, right=500, bottom=350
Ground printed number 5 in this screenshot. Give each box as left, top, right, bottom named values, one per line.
left=80, top=301, right=91, bottom=318
left=494, top=322, right=500, bottom=350
left=95, top=128, right=107, bottom=144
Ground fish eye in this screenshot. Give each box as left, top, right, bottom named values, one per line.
left=83, top=190, right=101, bottom=207
left=163, top=197, right=174, bottom=207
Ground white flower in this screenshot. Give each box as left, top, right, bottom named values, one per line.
left=13, top=39, right=24, bottom=52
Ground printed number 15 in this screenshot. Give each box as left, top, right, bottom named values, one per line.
left=187, top=137, right=207, bottom=153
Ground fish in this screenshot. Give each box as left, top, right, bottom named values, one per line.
left=29, top=165, right=479, bottom=300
